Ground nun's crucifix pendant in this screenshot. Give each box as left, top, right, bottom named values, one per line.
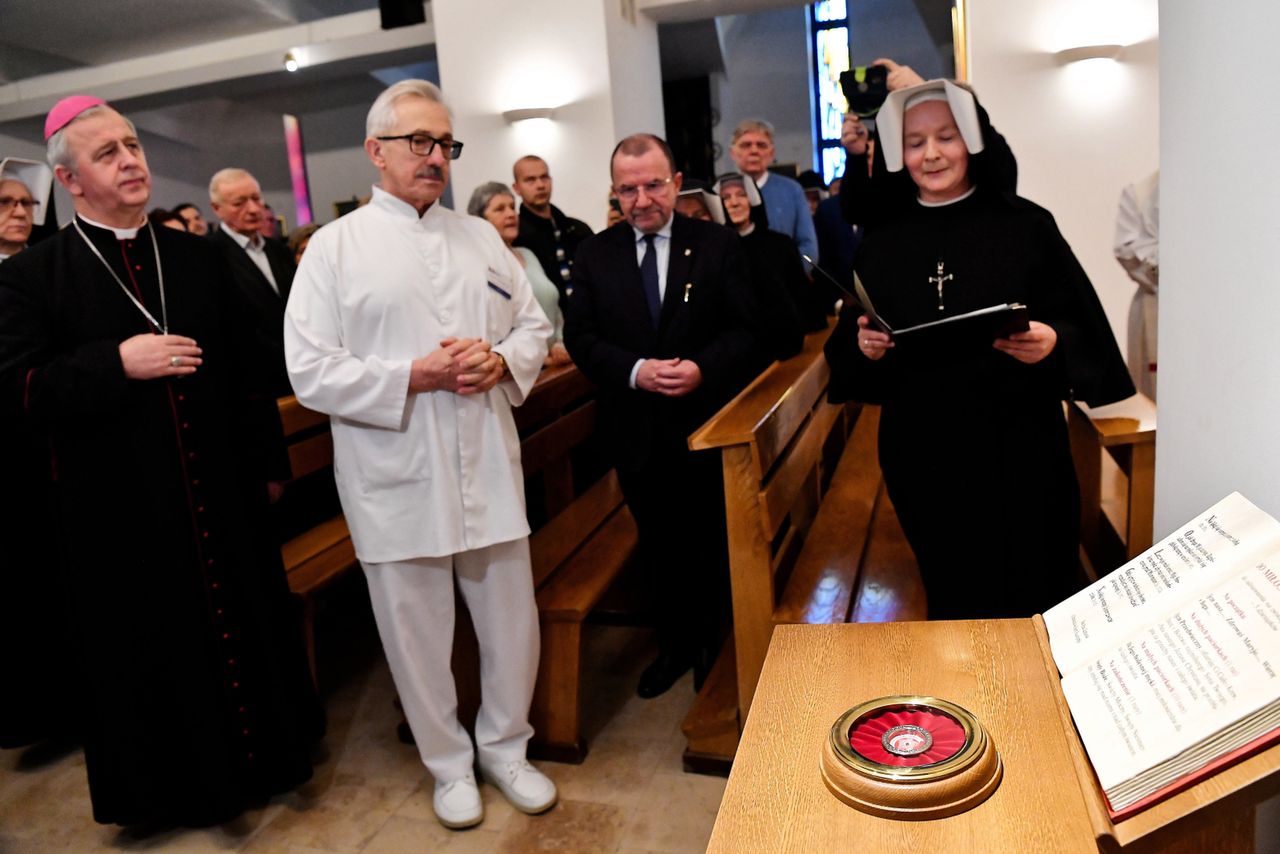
left=928, top=261, right=954, bottom=311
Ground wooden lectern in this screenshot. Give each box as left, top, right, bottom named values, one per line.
left=709, top=622, right=1280, bottom=852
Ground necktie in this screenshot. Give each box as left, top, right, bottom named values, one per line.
left=640, top=233, right=661, bottom=328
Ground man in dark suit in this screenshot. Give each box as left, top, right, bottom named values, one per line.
left=564, top=134, right=761, bottom=698
left=208, top=168, right=295, bottom=397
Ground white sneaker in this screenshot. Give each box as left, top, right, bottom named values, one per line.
left=480, top=759, right=558, bottom=814
left=433, top=772, right=483, bottom=829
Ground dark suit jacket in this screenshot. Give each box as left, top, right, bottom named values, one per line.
left=564, top=214, right=762, bottom=471
left=209, top=228, right=295, bottom=396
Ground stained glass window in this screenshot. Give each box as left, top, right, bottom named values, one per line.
left=810, top=4, right=850, bottom=185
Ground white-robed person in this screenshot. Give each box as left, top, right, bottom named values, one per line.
left=284, top=79, right=556, bottom=830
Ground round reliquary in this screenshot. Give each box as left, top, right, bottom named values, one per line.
left=820, top=695, right=1002, bottom=820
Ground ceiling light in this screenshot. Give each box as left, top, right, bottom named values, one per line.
left=284, top=52, right=299, bottom=73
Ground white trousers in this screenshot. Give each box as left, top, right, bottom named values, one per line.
left=362, top=538, right=539, bottom=782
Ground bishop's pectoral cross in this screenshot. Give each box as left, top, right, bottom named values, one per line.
left=928, top=261, right=954, bottom=311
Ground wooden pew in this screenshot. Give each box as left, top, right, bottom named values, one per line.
left=1067, top=393, right=1157, bottom=578
left=679, top=328, right=925, bottom=772
left=276, top=396, right=358, bottom=689
left=511, top=363, right=640, bottom=763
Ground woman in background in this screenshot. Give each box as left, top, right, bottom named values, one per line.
left=468, top=182, right=570, bottom=367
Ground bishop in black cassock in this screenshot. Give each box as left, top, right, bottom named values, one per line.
left=0, top=96, right=320, bottom=827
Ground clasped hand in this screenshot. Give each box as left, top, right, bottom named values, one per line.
left=636, top=357, right=701, bottom=397
left=410, top=337, right=504, bottom=395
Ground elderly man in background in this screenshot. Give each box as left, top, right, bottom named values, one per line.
left=285, top=79, right=556, bottom=830
left=511, top=154, right=593, bottom=294
left=0, top=95, right=321, bottom=828
left=172, top=201, right=210, bottom=235
left=0, top=158, right=51, bottom=261
left=729, top=118, right=819, bottom=266
left=209, top=167, right=295, bottom=398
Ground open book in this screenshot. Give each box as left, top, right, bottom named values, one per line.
left=1043, top=492, right=1280, bottom=819
left=851, top=272, right=1029, bottom=341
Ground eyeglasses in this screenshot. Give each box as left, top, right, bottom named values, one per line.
left=613, top=178, right=673, bottom=202
left=0, top=196, right=38, bottom=215
left=376, top=133, right=464, bottom=160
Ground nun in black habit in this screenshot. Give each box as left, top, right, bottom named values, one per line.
left=826, top=79, right=1134, bottom=619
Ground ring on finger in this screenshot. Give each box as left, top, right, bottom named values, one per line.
left=170, top=355, right=181, bottom=367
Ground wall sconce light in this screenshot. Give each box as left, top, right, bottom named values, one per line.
left=503, top=107, right=555, bottom=124
left=1054, top=44, right=1123, bottom=64
left=284, top=51, right=300, bottom=72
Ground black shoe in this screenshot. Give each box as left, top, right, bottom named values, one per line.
left=636, top=650, right=692, bottom=699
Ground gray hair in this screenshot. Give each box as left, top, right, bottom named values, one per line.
left=366, top=79, right=450, bottom=139
left=208, top=167, right=257, bottom=204
left=46, top=105, right=138, bottom=171
left=467, top=181, right=514, bottom=217
left=731, top=118, right=775, bottom=144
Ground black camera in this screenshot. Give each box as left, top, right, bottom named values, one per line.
left=839, top=65, right=890, bottom=118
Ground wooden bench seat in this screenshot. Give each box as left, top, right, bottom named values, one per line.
left=512, top=365, right=638, bottom=764
left=276, top=396, right=360, bottom=689
left=1067, top=393, right=1157, bottom=578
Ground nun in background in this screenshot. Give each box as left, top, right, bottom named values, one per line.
left=825, top=79, right=1133, bottom=620
left=705, top=173, right=826, bottom=365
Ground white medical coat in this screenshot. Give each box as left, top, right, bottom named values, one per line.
left=284, top=186, right=552, bottom=562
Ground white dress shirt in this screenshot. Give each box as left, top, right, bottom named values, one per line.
left=628, top=216, right=674, bottom=388
left=284, top=186, right=552, bottom=562
left=224, top=226, right=280, bottom=294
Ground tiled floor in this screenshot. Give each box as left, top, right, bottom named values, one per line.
left=0, top=611, right=725, bottom=853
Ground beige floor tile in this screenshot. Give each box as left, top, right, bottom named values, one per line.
left=492, top=799, right=626, bottom=854
left=620, top=771, right=727, bottom=854
left=360, top=815, right=501, bottom=854
left=542, top=734, right=664, bottom=809
left=243, top=773, right=417, bottom=853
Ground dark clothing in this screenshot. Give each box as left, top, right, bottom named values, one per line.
left=0, top=219, right=321, bottom=826
left=515, top=203, right=593, bottom=294
left=813, top=194, right=860, bottom=305
left=0, top=415, right=74, bottom=748
left=564, top=215, right=760, bottom=648
left=208, top=229, right=295, bottom=397
left=737, top=226, right=825, bottom=363
left=826, top=101, right=1132, bottom=621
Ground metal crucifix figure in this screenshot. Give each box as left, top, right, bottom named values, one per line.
left=928, top=261, right=954, bottom=311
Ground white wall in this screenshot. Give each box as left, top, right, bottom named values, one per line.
left=713, top=7, right=814, bottom=175
left=1156, top=0, right=1280, bottom=533
left=967, top=0, right=1159, bottom=362
left=433, top=0, right=664, bottom=233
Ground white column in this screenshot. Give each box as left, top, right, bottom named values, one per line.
left=432, top=0, right=664, bottom=231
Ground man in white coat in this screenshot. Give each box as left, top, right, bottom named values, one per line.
left=284, top=79, right=555, bottom=830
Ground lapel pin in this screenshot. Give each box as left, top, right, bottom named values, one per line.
left=683, top=283, right=692, bottom=302
left=684, top=248, right=692, bottom=257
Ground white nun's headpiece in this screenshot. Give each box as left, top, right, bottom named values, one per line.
left=0, top=157, right=54, bottom=226
left=876, top=79, right=984, bottom=173
left=710, top=172, right=764, bottom=225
